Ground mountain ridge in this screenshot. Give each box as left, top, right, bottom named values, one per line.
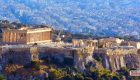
left=0, top=0, right=140, bottom=37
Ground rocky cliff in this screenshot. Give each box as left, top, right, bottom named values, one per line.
left=94, top=53, right=140, bottom=71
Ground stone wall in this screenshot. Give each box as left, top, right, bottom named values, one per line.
left=120, top=41, right=140, bottom=49
left=106, top=47, right=137, bottom=55
left=98, top=38, right=123, bottom=48
left=38, top=46, right=94, bottom=71
left=38, top=47, right=75, bottom=64
left=72, top=39, right=98, bottom=47
left=0, top=46, right=38, bottom=67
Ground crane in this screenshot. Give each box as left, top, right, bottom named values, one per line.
left=56, top=26, right=65, bottom=42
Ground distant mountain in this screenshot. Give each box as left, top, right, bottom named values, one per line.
left=0, top=0, right=140, bottom=37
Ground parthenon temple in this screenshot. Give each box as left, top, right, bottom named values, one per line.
left=2, top=27, right=52, bottom=44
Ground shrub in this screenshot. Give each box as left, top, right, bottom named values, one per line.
left=63, top=57, right=74, bottom=66
left=0, top=75, right=5, bottom=80
left=94, top=56, right=102, bottom=63
left=84, top=77, right=93, bottom=80
left=49, top=69, right=63, bottom=80
left=74, top=74, right=84, bottom=80
left=62, top=74, right=73, bottom=80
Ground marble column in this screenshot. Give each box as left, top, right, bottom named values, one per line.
left=47, top=31, right=49, bottom=40
left=4, top=32, right=7, bottom=43
left=42, top=32, right=44, bottom=41
left=11, top=32, right=14, bottom=43
left=29, top=33, right=31, bottom=43
left=44, top=32, right=47, bottom=40
left=39, top=32, right=41, bottom=41
left=9, top=32, right=12, bottom=43
left=12, top=32, right=15, bottom=43
left=15, top=33, right=17, bottom=42
left=13, top=32, right=16, bottom=43
left=2, top=32, right=6, bottom=42
left=8, top=32, right=10, bottom=43
left=42, top=32, right=44, bottom=40
left=16, top=32, right=19, bottom=43
left=29, top=33, right=32, bottom=42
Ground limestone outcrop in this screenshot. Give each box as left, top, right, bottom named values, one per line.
left=94, top=53, right=140, bottom=71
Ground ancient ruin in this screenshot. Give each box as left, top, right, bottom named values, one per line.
left=2, top=27, right=52, bottom=44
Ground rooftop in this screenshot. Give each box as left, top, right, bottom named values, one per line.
left=3, top=27, right=52, bottom=31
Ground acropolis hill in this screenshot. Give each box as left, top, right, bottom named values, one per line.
left=0, top=21, right=140, bottom=79
left=0, top=25, right=140, bottom=67
left=0, top=25, right=95, bottom=71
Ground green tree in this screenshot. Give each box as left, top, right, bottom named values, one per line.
left=91, top=70, right=101, bottom=80
left=94, top=55, right=102, bottom=63
left=49, top=69, right=63, bottom=80
left=62, top=74, right=73, bottom=80
left=74, top=74, right=84, bottom=80
left=0, top=75, right=5, bottom=80
left=84, top=77, right=93, bottom=80
left=31, top=61, right=41, bottom=70
left=34, top=64, right=41, bottom=70
left=112, top=75, right=120, bottom=80
left=64, top=57, right=74, bottom=66
left=118, top=67, right=129, bottom=79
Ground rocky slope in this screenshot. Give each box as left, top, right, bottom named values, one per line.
left=94, top=53, right=140, bottom=71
